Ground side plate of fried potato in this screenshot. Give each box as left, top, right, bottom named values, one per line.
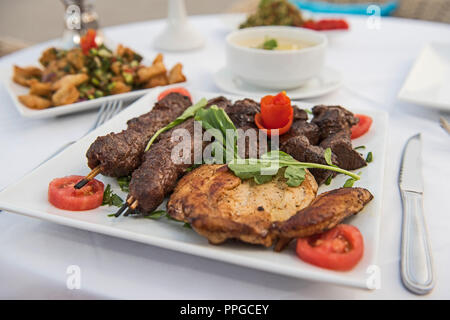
left=3, top=47, right=188, bottom=119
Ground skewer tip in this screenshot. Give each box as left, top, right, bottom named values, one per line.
left=74, top=179, right=89, bottom=189
left=115, top=203, right=129, bottom=217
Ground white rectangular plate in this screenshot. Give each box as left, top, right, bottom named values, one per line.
left=0, top=89, right=388, bottom=289
left=398, top=42, right=450, bottom=111
left=1, top=66, right=187, bottom=119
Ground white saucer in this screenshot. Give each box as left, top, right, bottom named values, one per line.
left=213, top=66, right=342, bottom=99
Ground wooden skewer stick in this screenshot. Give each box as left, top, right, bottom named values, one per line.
left=74, top=166, right=102, bottom=189
left=115, top=203, right=129, bottom=217
left=130, top=200, right=139, bottom=210
left=126, top=196, right=135, bottom=205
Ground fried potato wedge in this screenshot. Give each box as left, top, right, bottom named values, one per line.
left=29, top=80, right=53, bottom=97
left=13, top=65, right=42, bottom=87
left=52, top=85, right=79, bottom=106
left=168, top=63, right=186, bottom=84
left=144, top=74, right=169, bottom=88
left=137, top=62, right=166, bottom=83
left=51, top=74, right=88, bottom=91
left=110, top=81, right=131, bottom=94
left=18, top=94, right=52, bottom=109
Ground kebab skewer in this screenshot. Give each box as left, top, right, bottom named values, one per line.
left=74, top=92, right=193, bottom=189
left=115, top=96, right=233, bottom=217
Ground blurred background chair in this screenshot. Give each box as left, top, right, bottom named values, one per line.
left=1, top=0, right=449, bottom=57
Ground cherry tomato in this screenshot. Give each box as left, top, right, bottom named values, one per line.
left=259, top=92, right=293, bottom=130
left=296, top=224, right=364, bottom=271
left=80, top=29, right=98, bottom=55
left=158, top=87, right=192, bottom=101
left=48, top=175, right=104, bottom=211
left=351, top=114, right=373, bottom=139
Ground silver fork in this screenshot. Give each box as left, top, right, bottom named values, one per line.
left=40, top=100, right=123, bottom=164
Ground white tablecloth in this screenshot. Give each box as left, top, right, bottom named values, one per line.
left=0, top=14, right=449, bottom=299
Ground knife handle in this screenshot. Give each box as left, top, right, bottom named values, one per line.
left=400, top=190, right=435, bottom=295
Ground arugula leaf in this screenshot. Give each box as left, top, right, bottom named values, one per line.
left=324, top=147, right=333, bottom=166
left=325, top=175, right=333, bottom=185
left=343, top=172, right=362, bottom=188
left=102, top=184, right=124, bottom=207
left=183, top=222, right=192, bottom=229
left=229, top=150, right=360, bottom=188
left=305, top=109, right=313, bottom=115
left=193, top=105, right=361, bottom=187
left=343, top=178, right=356, bottom=188
left=284, top=166, right=306, bottom=187
left=144, top=210, right=166, bottom=220
left=195, top=105, right=239, bottom=162
left=355, top=145, right=366, bottom=150
left=145, top=98, right=208, bottom=152
left=117, top=176, right=131, bottom=192
left=366, top=152, right=373, bottom=163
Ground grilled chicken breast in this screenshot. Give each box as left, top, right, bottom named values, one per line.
left=168, top=165, right=373, bottom=250
left=167, top=164, right=318, bottom=247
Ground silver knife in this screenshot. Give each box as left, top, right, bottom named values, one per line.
left=399, top=133, right=435, bottom=295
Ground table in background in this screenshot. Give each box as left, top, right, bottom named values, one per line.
left=0, top=14, right=449, bottom=299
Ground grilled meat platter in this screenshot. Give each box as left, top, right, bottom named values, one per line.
left=48, top=89, right=375, bottom=271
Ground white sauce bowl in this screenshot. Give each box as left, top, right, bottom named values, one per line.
left=226, top=26, right=328, bottom=90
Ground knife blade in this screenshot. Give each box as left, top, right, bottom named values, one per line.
left=398, top=133, right=434, bottom=295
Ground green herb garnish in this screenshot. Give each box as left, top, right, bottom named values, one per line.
left=102, top=184, right=124, bottom=207
left=144, top=210, right=191, bottom=228
left=305, top=109, right=313, bottom=115
left=144, top=98, right=208, bottom=152
left=343, top=171, right=362, bottom=188
left=260, top=38, right=278, bottom=50
left=366, top=152, right=373, bottom=163
left=194, top=106, right=360, bottom=187
left=325, top=175, right=333, bottom=185
left=355, top=146, right=366, bottom=150
left=195, top=105, right=239, bottom=163
left=117, top=176, right=131, bottom=192
left=228, top=151, right=360, bottom=187
left=144, top=210, right=167, bottom=220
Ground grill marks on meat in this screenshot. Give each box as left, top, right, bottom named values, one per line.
left=167, top=164, right=318, bottom=247
left=86, top=92, right=192, bottom=177
left=128, top=97, right=232, bottom=214
left=168, top=165, right=372, bottom=248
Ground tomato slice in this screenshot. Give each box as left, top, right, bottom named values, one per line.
left=158, top=87, right=192, bottom=101
left=296, top=224, right=364, bottom=271
left=48, top=175, right=104, bottom=211
left=351, top=114, right=373, bottom=139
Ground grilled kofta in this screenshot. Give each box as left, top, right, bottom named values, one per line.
left=85, top=92, right=192, bottom=177
left=127, top=96, right=232, bottom=214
